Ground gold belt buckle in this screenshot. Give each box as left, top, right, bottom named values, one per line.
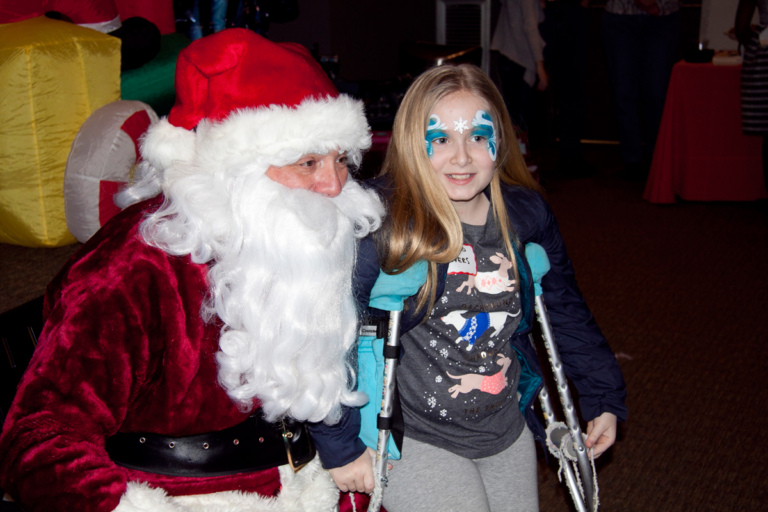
left=281, top=420, right=311, bottom=473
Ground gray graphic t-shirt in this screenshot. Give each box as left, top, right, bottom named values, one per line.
left=398, top=212, right=526, bottom=458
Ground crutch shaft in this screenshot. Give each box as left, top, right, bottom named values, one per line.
left=538, top=379, right=589, bottom=512
left=373, top=428, right=391, bottom=487
left=534, top=295, right=595, bottom=507
left=370, top=310, right=403, bottom=512
left=378, top=311, right=402, bottom=420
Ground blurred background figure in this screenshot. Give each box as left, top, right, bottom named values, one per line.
left=540, top=0, right=594, bottom=178
left=176, top=0, right=298, bottom=40
left=601, top=0, right=680, bottom=179
left=735, top=0, right=768, bottom=188
left=186, top=0, right=227, bottom=39
left=491, top=0, right=548, bottom=144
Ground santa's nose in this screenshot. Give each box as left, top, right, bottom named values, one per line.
left=312, top=160, right=347, bottom=197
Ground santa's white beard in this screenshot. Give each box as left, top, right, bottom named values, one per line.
left=140, top=167, right=384, bottom=424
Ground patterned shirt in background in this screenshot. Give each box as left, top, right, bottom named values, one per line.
left=604, top=0, right=680, bottom=16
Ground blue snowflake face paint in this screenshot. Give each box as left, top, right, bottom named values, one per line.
left=471, top=110, right=497, bottom=162
left=427, top=91, right=496, bottom=223
left=425, top=115, right=449, bottom=158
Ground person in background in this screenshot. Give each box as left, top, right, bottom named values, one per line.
left=177, top=0, right=298, bottom=40
left=490, top=0, right=548, bottom=140
left=601, top=0, right=680, bottom=179
left=183, top=0, right=228, bottom=40
left=0, top=29, right=383, bottom=512
left=314, top=63, right=627, bottom=512
left=540, top=0, right=595, bottom=178
left=736, top=0, right=768, bottom=189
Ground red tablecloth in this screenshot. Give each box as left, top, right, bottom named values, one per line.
left=643, top=61, right=767, bottom=203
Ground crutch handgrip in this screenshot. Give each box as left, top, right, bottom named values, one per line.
left=368, top=260, right=428, bottom=312
left=524, top=242, right=550, bottom=297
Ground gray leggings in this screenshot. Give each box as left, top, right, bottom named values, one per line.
left=381, top=426, right=538, bottom=512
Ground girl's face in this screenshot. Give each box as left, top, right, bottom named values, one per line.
left=425, top=90, right=497, bottom=222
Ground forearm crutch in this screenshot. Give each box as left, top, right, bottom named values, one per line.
left=366, top=261, right=428, bottom=512
left=525, top=243, right=598, bottom=512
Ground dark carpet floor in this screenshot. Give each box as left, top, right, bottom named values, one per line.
left=1, top=144, right=767, bottom=511
left=534, top=147, right=768, bottom=511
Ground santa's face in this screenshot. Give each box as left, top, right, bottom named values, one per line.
left=265, top=150, right=349, bottom=198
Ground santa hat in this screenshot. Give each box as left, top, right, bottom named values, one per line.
left=140, top=29, right=370, bottom=182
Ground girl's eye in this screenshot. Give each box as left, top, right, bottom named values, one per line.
left=471, top=135, right=486, bottom=143
left=434, top=137, right=448, bottom=144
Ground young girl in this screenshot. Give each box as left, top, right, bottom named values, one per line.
left=310, top=64, right=627, bottom=512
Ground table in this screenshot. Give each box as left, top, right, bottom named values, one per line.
left=643, top=61, right=767, bottom=204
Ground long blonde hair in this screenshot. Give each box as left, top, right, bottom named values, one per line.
left=377, top=63, right=542, bottom=311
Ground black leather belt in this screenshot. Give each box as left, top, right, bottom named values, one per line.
left=105, top=415, right=315, bottom=477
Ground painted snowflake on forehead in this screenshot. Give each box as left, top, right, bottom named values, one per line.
left=454, top=117, right=469, bottom=133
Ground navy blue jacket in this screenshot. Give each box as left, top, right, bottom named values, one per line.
left=310, top=179, right=627, bottom=469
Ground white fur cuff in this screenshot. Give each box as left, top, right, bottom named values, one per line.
left=113, top=457, right=338, bottom=512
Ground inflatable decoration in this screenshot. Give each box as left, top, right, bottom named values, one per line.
left=64, top=101, right=158, bottom=243
left=0, top=16, right=121, bottom=247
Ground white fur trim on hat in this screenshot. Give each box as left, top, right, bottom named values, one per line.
left=141, top=95, right=370, bottom=188
left=140, top=118, right=197, bottom=172
left=112, top=457, right=338, bottom=512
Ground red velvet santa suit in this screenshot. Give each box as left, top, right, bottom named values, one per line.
left=0, top=28, right=380, bottom=512
left=0, top=196, right=341, bottom=511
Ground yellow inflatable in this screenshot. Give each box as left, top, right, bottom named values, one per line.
left=0, top=16, right=121, bottom=247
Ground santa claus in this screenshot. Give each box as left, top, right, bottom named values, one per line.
left=0, top=29, right=383, bottom=511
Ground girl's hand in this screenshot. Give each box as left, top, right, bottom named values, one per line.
left=328, top=447, right=376, bottom=494
left=585, top=412, right=618, bottom=458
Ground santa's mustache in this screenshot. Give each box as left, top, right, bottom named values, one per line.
left=206, top=173, right=383, bottom=423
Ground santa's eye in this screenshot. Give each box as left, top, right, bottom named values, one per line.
left=298, top=158, right=317, bottom=168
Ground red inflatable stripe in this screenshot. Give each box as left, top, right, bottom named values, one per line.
left=120, top=109, right=152, bottom=160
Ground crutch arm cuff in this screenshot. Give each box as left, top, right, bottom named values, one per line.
left=382, top=344, right=400, bottom=359
left=376, top=416, right=394, bottom=430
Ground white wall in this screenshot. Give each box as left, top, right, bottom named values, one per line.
left=700, top=0, right=754, bottom=50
